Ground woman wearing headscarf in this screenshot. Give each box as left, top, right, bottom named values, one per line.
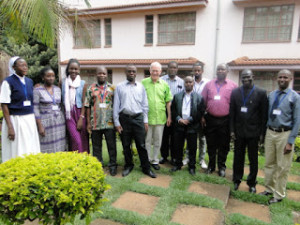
left=62, top=58, right=89, bottom=152
left=0, top=57, right=40, bottom=162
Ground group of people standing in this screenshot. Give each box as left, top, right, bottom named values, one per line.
left=1, top=56, right=299, bottom=205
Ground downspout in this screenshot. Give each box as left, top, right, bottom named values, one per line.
left=213, top=0, right=221, bottom=73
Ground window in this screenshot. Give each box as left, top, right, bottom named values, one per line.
left=145, top=15, right=153, bottom=45
left=74, top=20, right=101, bottom=48
left=104, top=18, right=112, bottom=47
left=294, top=71, right=300, bottom=93
left=243, top=5, right=294, bottom=42
left=158, top=12, right=196, bottom=45
left=298, top=19, right=300, bottom=40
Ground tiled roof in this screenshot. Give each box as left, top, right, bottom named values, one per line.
left=60, top=58, right=201, bottom=66
left=228, top=57, right=300, bottom=66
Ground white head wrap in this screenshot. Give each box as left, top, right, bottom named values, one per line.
left=8, top=56, right=20, bottom=76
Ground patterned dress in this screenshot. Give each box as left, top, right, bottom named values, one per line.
left=33, top=85, right=66, bottom=153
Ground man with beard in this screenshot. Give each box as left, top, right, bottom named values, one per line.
left=201, top=63, right=237, bottom=177
left=85, top=66, right=117, bottom=176
left=113, top=65, right=156, bottom=178
left=230, top=69, right=268, bottom=193
left=160, top=61, right=184, bottom=165
left=170, top=76, right=205, bottom=175
left=259, top=70, right=300, bottom=204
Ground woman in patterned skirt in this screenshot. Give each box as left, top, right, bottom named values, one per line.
left=33, top=67, right=66, bottom=153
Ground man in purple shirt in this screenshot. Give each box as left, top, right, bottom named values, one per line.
left=201, top=63, right=237, bottom=177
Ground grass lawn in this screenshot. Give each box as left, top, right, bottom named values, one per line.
left=0, top=138, right=299, bottom=225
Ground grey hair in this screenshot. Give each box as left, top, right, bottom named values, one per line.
left=150, top=62, right=162, bottom=71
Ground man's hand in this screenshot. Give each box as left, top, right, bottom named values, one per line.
left=166, top=117, right=172, bottom=127
left=8, top=126, right=15, bottom=141
left=87, top=123, right=92, bottom=134
left=38, top=124, right=46, bottom=137
left=144, top=123, right=148, bottom=132
left=230, top=132, right=236, bottom=141
left=179, top=119, right=189, bottom=126
left=116, top=126, right=123, bottom=134
left=77, top=117, right=83, bottom=131
left=201, top=117, right=206, bottom=128
left=259, top=135, right=265, bottom=146
left=284, top=143, right=293, bottom=155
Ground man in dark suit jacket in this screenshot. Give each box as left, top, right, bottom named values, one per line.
left=230, top=69, right=268, bottom=193
left=170, top=76, right=205, bottom=175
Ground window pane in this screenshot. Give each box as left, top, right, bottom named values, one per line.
left=145, top=15, right=153, bottom=44
left=74, top=20, right=101, bottom=48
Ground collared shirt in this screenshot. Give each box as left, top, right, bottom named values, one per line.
left=193, top=77, right=210, bottom=96
left=267, top=88, right=300, bottom=144
left=161, top=74, right=184, bottom=96
left=182, top=92, right=191, bottom=120
left=201, top=79, right=238, bottom=117
left=113, top=80, right=148, bottom=127
left=142, top=77, right=173, bottom=125
left=84, top=82, right=115, bottom=130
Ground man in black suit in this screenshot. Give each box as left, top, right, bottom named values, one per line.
left=230, top=69, right=268, bottom=193
left=170, top=76, right=205, bottom=175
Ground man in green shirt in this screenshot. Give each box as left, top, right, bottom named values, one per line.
left=142, top=62, right=172, bottom=170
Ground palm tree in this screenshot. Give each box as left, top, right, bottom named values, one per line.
left=0, top=0, right=90, bottom=48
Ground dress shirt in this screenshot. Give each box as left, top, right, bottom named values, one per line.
left=201, top=79, right=237, bottom=117
left=182, top=92, right=191, bottom=120
left=161, top=74, right=184, bottom=96
left=267, top=88, right=300, bottom=144
left=142, top=77, right=172, bottom=125
left=84, top=82, right=115, bottom=130
left=113, top=80, right=148, bottom=127
left=193, top=77, right=209, bottom=96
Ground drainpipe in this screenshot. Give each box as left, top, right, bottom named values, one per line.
left=213, top=0, right=221, bottom=74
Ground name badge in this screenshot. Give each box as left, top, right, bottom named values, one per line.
left=241, top=107, right=248, bottom=113
left=52, top=105, right=59, bottom=110
left=99, top=103, right=107, bottom=108
left=273, top=109, right=281, bottom=115
left=23, top=100, right=31, bottom=106
left=214, top=95, right=221, bottom=100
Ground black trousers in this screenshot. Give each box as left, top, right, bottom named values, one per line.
left=160, top=124, right=175, bottom=160
left=205, top=114, right=230, bottom=171
left=119, top=113, right=150, bottom=171
left=233, top=136, right=259, bottom=186
left=91, top=129, right=117, bottom=168
left=174, top=129, right=197, bottom=169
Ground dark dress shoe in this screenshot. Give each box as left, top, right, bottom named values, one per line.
left=259, top=191, right=273, bottom=196
left=249, top=186, right=256, bottom=193
left=144, top=169, right=157, bottom=178
left=206, top=168, right=214, bottom=174
left=170, top=166, right=181, bottom=172
left=151, top=164, right=160, bottom=170
left=170, top=158, right=176, bottom=166
left=122, top=166, right=133, bottom=177
left=234, top=183, right=240, bottom=191
left=218, top=169, right=225, bottom=177
left=189, top=168, right=196, bottom=175
left=159, top=158, right=168, bottom=164
left=109, top=167, right=117, bottom=176
left=268, top=197, right=282, bottom=204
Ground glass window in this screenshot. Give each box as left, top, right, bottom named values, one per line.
left=74, top=20, right=101, bottom=48
left=105, top=18, right=112, bottom=47
left=243, top=5, right=294, bottom=42
left=145, top=15, right=153, bottom=45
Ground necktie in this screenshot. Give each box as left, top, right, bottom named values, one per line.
left=270, top=91, right=283, bottom=121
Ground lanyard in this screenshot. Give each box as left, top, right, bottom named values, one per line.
left=215, top=82, right=224, bottom=94
left=45, top=86, right=56, bottom=105
left=273, top=89, right=291, bottom=108
left=241, top=85, right=255, bottom=106
left=98, top=83, right=107, bottom=103
left=21, top=83, right=28, bottom=100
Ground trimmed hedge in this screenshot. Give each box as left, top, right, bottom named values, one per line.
left=0, top=152, right=110, bottom=225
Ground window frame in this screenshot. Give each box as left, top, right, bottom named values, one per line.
left=145, top=15, right=154, bottom=46
left=104, top=18, right=112, bottom=47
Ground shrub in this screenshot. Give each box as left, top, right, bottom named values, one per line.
left=294, top=136, right=300, bottom=162
left=0, top=152, right=110, bottom=225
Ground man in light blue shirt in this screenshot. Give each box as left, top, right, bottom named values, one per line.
left=259, top=69, right=300, bottom=204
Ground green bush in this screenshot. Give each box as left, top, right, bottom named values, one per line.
left=294, top=136, right=300, bottom=162
left=0, top=152, right=110, bottom=225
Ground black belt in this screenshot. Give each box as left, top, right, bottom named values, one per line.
left=268, top=126, right=291, bottom=132
left=120, top=112, right=142, bottom=119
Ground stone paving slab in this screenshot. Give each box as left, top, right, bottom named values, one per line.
left=90, top=218, right=123, bottom=225
left=292, top=211, right=300, bottom=224
left=139, top=174, right=172, bottom=188
left=171, top=204, right=224, bottom=225
left=288, top=174, right=300, bottom=184
left=287, top=189, right=300, bottom=202
left=188, top=181, right=230, bottom=205
left=112, top=191, right=159, bottom=216
left=226, top=198, right=271, bottom=223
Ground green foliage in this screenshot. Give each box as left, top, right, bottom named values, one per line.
left=294, top=136, right=300, bottom=162
left=0, top=152, right=110, bottom=225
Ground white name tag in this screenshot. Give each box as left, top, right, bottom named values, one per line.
left=273, top=109, right=281, bottom=115
left=23, top=100, right=31, bottom=106
left=214, top=95, right=221, bottom=100
left=99, top=103, right=107, bottom=108
left=52, top=105, right=59, bottom=110
left=241, top=107, right=248, bottom=113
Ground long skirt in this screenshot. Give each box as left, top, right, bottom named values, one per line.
left=1, top=113, right=40, bottom=162
left=66, top=106, right=89, bottom=153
